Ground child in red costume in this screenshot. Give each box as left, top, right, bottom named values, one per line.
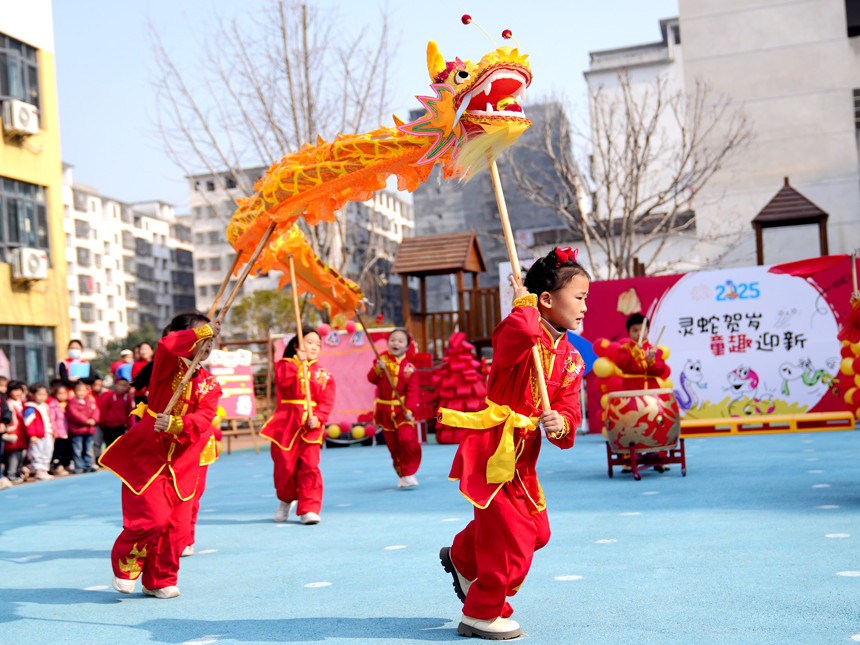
left=615, top=313, right=669, bottom=390
left=367, top=328, right=421, bottom=488
left=99, top=313, right=222, bottom=599
left=438, top=247, right=589, bottom=640
left=262, top=328, right=335, bottom=525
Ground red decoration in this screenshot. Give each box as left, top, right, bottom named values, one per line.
left=345, top=320, right=357, bottom=334
left=376, top=314, right=385, bottom=322
left=338, top=421, right=351, bottom=435
left=432, top=332, right=487, bottom=444
left=554, top=246, right=577, bottom=267
left=461, top=14, right=472, bottom=24
left=502, top=29, right=513, bottom=39
left=364, top=423, right=377, bottom=437
left=333, top=324, right=340, bottom=330
left=317, top=323, right=331, bottom=336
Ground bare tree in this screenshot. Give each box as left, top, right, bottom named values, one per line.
left=150, top=0, right=397, bottom=277
left=508, top=73, right=753, bottom=279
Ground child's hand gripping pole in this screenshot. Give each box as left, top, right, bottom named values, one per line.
left=157, top=221, right=278, bottom=424
left=287, top=255, right=316, bottom=428
left=354, top=307, right=409, bottom=416
left=486, top=154, right=552, bottom=424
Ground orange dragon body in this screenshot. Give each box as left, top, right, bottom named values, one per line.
left=227, top=40, right=534, bottom=265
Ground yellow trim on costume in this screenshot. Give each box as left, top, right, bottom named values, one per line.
left=199, top=434, right=219, bottom=466
left=194, top=324, right=214, bottom=340
left=438, top=399, right=538, bottom=485
left=97, top=437, right=168, bottom=496
left=513, top=293, right=538, bottom=308
left=165, top=416, right=184, bottom=435
left=169, top=465, right=196, bottom=501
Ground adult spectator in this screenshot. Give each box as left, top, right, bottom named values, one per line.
left=58, top=340, right=101, bottom=389
left=131, top=342, right=154, bottom=405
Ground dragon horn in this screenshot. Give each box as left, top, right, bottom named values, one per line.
left=426, top=41, right=446, bottom=81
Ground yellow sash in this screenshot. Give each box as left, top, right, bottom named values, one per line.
left=438, top=399, right=539, bottom=485
left=375, top=398, right=400, bottom=406
left=280, top=399, right=318, bottom=428
left=132, top=401, right=157, bottom=419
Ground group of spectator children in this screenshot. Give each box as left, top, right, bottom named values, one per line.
left=0, top=374, right=133, bottom=488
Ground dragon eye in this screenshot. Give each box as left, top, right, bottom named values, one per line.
left=454, top=70, right=470, bottom=84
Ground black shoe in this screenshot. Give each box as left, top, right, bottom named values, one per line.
left=439, top=547, right=468, bottom=603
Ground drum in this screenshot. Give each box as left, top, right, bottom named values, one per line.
left=605, top=388, right=681, bottom=454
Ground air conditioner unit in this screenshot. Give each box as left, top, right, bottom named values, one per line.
left=12, top=247, right=48, bottom=281
left=2, top=100, right=39, bottom=136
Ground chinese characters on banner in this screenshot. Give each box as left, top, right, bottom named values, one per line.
left=650, top=266, right=840, bottom=418
left=208, top=349, right=256, bottom=419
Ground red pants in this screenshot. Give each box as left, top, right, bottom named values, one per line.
left=451, top=481, right=551, bottom=620
left=186, top=465, right=209, bottom=547
left=111, top=476, right=192, bottom=589
left=383, top=424, right=421, bottom=477
left=270, top=441, right=322, bottom=515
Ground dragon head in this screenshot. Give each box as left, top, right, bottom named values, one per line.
left=399, top=40, right=533, bottom=171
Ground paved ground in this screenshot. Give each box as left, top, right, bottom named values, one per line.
left=1, top=430, right=858, bottom=644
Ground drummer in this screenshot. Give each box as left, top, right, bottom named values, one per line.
left=615, top=314, right=668, bottom=390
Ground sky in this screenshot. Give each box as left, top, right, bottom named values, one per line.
left=52, top=0, right=678, bottom=212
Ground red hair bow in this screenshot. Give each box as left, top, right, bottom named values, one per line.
left=554, top=247, right=577, bottom=266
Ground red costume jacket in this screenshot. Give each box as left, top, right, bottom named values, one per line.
left=99, top=327, right=222, bottom=501
left=261, top=358, right=335, bottom=450
left=99, top=390, right=133, bottom=427
left=367, top=352, right=419, bottom=430
left=67, top=396, right=101, bottom=436
left=443, top=294, right=583, bottom=511
left=615, top=339, right=668, bottom=389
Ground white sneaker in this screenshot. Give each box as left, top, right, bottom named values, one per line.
left=273, top=501, right=292, bottom=522
left=299, top=512, right=320, bottom=525
left=180, top=545, right=194, bottom=557
left=398, top=475, right=418, bottom=488
left=458, top=615, right=522, bottom=640
left=111, top=576, right=136, bottom=594
left=34, top=470, right=54, bottom=481
left=0, top=477, right=12, bottom=490
left=142, top=585, right=180, bottom=599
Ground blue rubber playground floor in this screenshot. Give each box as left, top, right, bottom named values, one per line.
left=1, top=430, right=859, bottom=645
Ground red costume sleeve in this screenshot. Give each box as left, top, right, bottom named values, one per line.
left=492, top=295, right=541, bottom=369
left=404, top=362, right=419, bottom=413
left=314, top=374, right=336, bottom=425
left=275, top=358, right=300, bottom=389
left=173, top=380, right=221, bottom=447
left=367, top=358, right=384, bottom=385
left=547, top=362, right=582, bottom=450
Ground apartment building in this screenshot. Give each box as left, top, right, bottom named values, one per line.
left=62, top=165, right=195, bottom=358
left=0, top=1, right=68, bottom=383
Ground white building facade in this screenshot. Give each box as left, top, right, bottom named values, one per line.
left=188, top=168, right=414, bottom=321
left=584, top=4, right=860, bottom=271
left=62, top=164, right=195, bottom=358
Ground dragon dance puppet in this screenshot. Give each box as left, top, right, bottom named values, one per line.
left=226, top=31, right=534, bottom=272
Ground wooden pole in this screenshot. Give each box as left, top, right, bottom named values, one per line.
left=288, top=255, right=314, bottom=418
left=159, top=221, right=277, bottom=417
left=487, top=155, right=551, bottom=414
left=638, top=319, right=647, bottom=347
left=654, top=325, right=666, bottom=349
left=852, top=250, right=858, bottom=294
left=354, top=308, right=408, bottom=414
left=206, top=252, right=244, bottom=319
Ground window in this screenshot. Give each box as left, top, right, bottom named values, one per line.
left=66, top=261, right=74, bottom=275
left=76, top=247, right=91, bottom=267
left=207, top=231, right=222, bottom=244
left=108, top=295, right=115, bottom=308
left=0, top=33, right=41, bottom=111
left=94, top=253, right=102, bottom=268
left=848, top=0, right=860, bottom=37
left=224, top=175, right=237, bottom=189
left=109, top=321, right=116, bottom=336
left=206, top=180, right=215, bottom=191
left=105, top=268, right=113, bottom=284
left=195, top=233, right=205, bottom=245
left=171, top=271, right=194, bottom=288
left=127, top=308, right=137, bottom=326
left=135, top=238, right=152, bottom=257
left=79, top=303, right=95, bottom=323
left=137, top=263, right=155, bottom=281
left=0, top=178, right=49, bottom=263
left=134, top=215, right=142, bottom=229
left=95, top=282, right=101, bottom=294
left=199, top=285, right=207, bottom=296
left=0, top=325, right=55, bottom=384
left=209, top=257, right=222, bottom=271
left=68, top=290, right=76, bottom=305
left=118, top=311, right=123, bottom=323
left=138, top=288, right=156, bottom=305
left=175, top=248, right=193, bottom=266
left=78, top=274, right=94, bottom=295
left=125, top=282, right=136, bottom=301
left=173, top=295, right=196, bottom=311
left=82, top=331, right=97, bottom=349
left=122, top=230, right=135, bottom=250
left=171, top=225, right=192, bottom=243
left=123, top=256, right=135, bottom=274
left=65, top=233, right=71, bottom=247
left=104, top=241, right=111, bottom=255
left=70, top=319, right=78, bottom=333
left=197, top=259, right=206, bottom=271
left=854, top=89, right=860, bottom=130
